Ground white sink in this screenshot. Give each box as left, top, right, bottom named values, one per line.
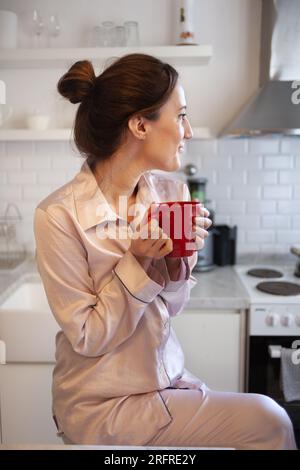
left=0, top=280, right=60, bottom=363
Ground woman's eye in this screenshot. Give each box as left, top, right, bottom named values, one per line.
left=179, top=113, right=187, bottom=120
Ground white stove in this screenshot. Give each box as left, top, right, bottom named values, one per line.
left=234, top=265, right=300, bottom=336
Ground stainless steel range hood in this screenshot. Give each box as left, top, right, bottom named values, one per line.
left=222, top=0, right=300, bottom=137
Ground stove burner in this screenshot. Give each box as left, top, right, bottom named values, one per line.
left=256, top=281, right=300, bottom=296
left=247, top=268, right=283, bottom=278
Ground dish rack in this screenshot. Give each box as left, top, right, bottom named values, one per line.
left=0, top=203, right=26, bottom=270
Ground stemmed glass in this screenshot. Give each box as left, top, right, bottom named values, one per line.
left=48, top=13, right=61, bottom=47
left=32, top=9, right=44, bottom=48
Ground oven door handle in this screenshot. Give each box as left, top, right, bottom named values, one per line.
left=268, top=345, right=282, bottom=358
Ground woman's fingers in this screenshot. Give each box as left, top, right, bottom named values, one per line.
left=193, top=216, right=212, bottom=230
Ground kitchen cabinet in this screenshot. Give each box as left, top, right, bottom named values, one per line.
left=171, top=309, right=246, bottom=392
left=0, top=363, right=61, bottom=444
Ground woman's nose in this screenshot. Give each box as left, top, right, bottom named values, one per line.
left=184, top=118, right=193, bottom=140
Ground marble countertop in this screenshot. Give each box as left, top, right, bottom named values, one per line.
left=0, top=255, right=250, bottom=310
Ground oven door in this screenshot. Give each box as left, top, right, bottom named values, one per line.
left=248, top=336, right=300, bottom=446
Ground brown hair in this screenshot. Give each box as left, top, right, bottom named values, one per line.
left=57, top=54, right=178, bottom=170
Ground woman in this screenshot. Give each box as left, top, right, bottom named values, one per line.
left=34, top=54, right=296, bottom=449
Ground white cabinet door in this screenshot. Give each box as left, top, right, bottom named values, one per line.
left=0, top=363, right=61, bottom=444
left=171, top=309, right=245, bottom=392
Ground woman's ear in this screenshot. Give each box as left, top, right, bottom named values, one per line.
left=128, top=115, right=148, bottom=140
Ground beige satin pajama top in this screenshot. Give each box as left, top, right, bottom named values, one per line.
left=34, top=160, right=205, bottom=445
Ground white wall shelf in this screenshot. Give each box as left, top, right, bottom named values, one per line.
left=0, top=129, right=73, bottom=141
left=0, top=127, right=212, bottom=141
left=0, top=45, right=212, bottom=69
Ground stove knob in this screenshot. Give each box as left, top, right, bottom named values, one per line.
left=281, top=314, right=293, bottom=327
left=266, top=313, right=280, bottom=327
left=296, top=315, right=300, bottom=327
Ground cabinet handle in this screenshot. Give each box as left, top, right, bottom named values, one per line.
left=0, top=340, right=6, bottom=364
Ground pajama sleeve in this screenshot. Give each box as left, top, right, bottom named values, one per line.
left=34, top=207, right=165, bottom=357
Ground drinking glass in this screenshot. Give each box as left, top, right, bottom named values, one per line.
left=101, top=21, right=115, bottom=46
left=114, top=26, right=126, bottom=46
left=32, top=9, right=44, bottom=48
left=124, top=21, right=140, bottom=46
left=48, top=13, right=61, bottom=47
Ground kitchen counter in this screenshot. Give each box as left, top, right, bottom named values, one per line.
left=0, top=255, right=250, bottom=310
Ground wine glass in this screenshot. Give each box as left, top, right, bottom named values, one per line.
left=32, top=9, right=44, bottom=48
left=48, top=13, right=61, bottom=47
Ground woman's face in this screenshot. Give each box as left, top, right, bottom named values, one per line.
left=143, top=82, right=193, bottom=172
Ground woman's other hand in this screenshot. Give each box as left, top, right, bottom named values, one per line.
left=129, top=217, right=173, bottom=264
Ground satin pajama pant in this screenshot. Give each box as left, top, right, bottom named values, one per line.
left=145, top=388, right=297, bottom=450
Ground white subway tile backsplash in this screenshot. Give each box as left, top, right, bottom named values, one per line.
left=294, top=186, right=300, bottom=199
left=264, top=155, right=293, bottom=169
left=187, top=139, right=217, bottom=157
left=247, top=170, right=277, bottom=185
left=8, top=171, right=36, bottom=185
left=232, top=155, right=262, bottom=170
left=279, top=171, right=300, bottom=184
left=230, top=215, right=260, bottom=229
left=263, top=186, right=292, bottom=199
left=22, top=155, right=51, bottom=170
left=216, top=201, right=246, bottom=214
left=5, top=141, right=34, bottom=157
left=246, top=230, right=275, bottom=243
left=1, top=156, right=22, bottom=170
left=207, top=185, right=231, bottom=201
left=34, top=141, right=66, bottom=157
left=201, top=155, right=231, bottom=170
left=248, top=139, right=280, bottom=155
left=22, top=185, right=52, bottom=201
left=292, top=216, right=300, bottom=229
left=280, top=138, right=300, bottom=154
left=37, top=171, right=67, bottom=185
left=217, top=170, right=246, bottom=184
left=295, top=156, right=300, bottom=169
left=232, top=185, right=261, bottom=200
left=276, top=231, right=300, bottom=244
left=261, top=215, right=291, bottom=229
left=0, top=185, right=22, bottom=200
left=51, top=154, right=81, bottom=170
left=218, top=138, right=247, bottom=156
left=247, top=200, right=277, bottom=214
left=278, top=201, right=300, bottom=214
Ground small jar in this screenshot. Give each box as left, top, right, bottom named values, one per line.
left=114, top=25, right=126, bottom=46
left=101, top=21, right=115, bottom=46
left=124, top=21, right=140, bottom=46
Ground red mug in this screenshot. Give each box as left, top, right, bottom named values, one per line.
left=147, top=201, right=201, bottom=257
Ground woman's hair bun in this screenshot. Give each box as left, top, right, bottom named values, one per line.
left=57, top=60, right=96, bottom=104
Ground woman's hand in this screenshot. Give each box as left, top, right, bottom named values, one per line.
left=129, top=217, right=173, bottom=262
left=192, top=206, right=212, bottom=250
